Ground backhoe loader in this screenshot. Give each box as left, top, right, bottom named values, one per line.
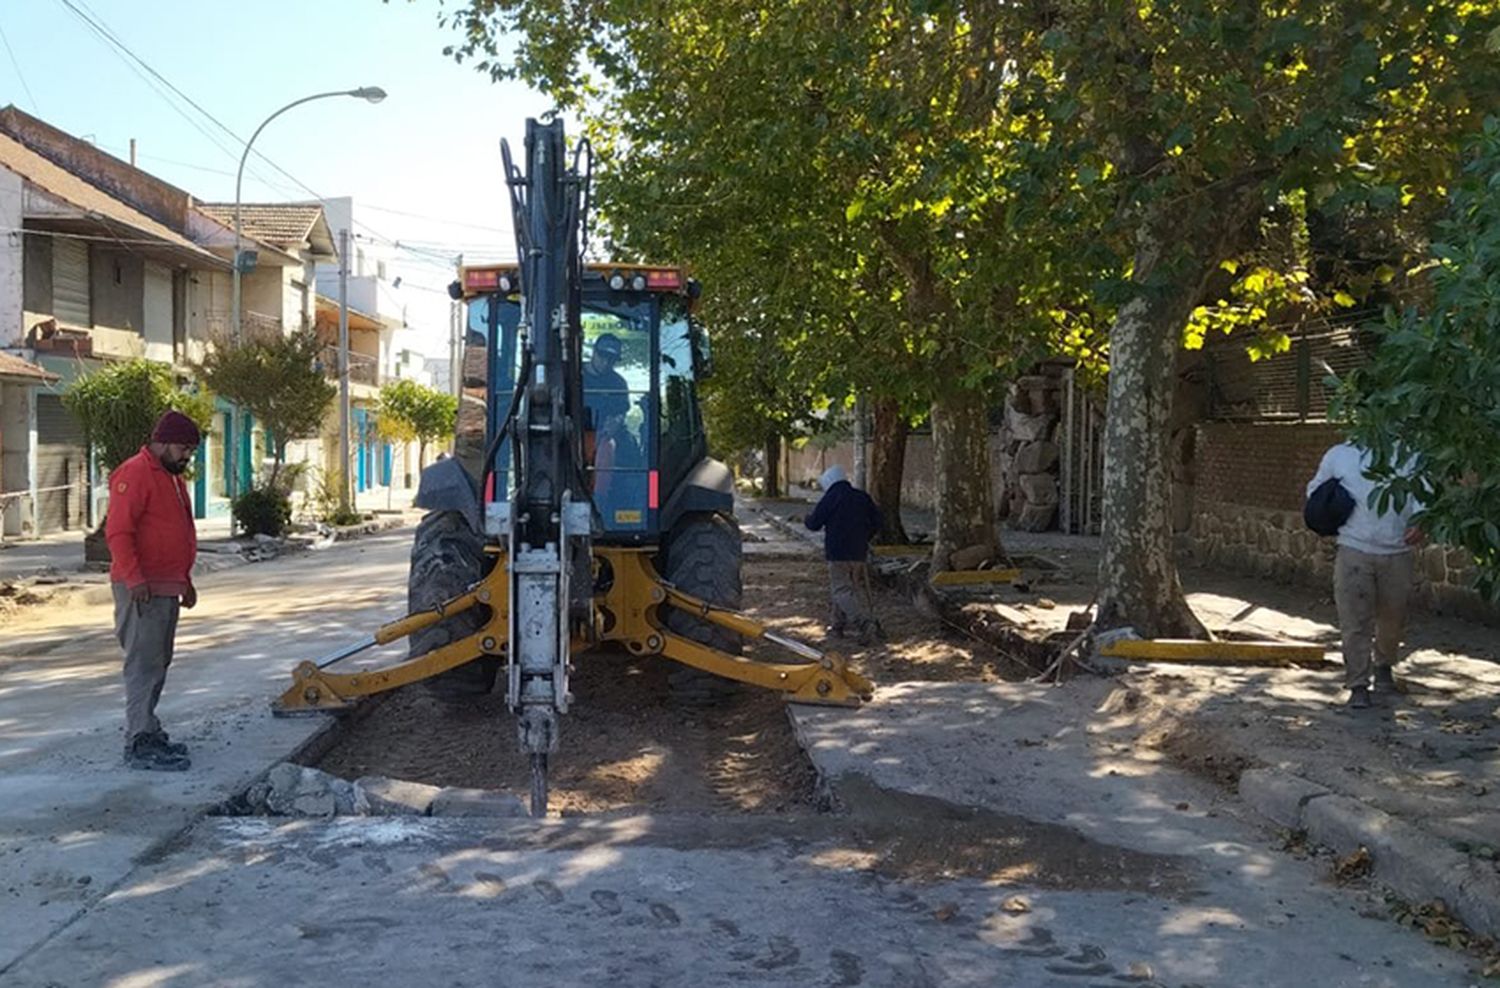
left=275, top=118, right=871, bottom=815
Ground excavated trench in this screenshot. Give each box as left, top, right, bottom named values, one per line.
left=209, top=552, right=1196, bottom=894
left=216, top=552, right=1055, bottom=820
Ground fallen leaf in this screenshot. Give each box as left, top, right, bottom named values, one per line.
left=1128, top=961, right=1154, bottom=979
left=1000, top=896, right=1031, bottom=914
left=932, top=903, right=959, bottom=922
left=1334, top=846, right=1372, bottom=882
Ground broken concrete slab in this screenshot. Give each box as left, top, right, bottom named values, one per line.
left=247, top=763, right=359, bottom=818
left=354, top=775, right=443, bottom=816
left=430, top=787, right=528, bottom=818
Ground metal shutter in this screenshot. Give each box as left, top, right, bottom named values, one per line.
left=52, top=239, right=91, bottom=327
left=35, top=395, right=88, bottom=533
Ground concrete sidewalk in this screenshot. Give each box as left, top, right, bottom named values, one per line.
left=0, top=529, right=419, bottom=974
left=756, top=490, right=1500, bottom=940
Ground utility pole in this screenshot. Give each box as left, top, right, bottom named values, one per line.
left=338, top=227, right=353, bottom=513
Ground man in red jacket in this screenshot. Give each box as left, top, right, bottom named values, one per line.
left=107, top=410, right=200, bottom=771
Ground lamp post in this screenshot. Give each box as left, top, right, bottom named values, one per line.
left=227, top=86, right=386, bottom=508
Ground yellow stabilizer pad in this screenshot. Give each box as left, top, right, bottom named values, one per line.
left=1097, top=638, right=1329, bottom=665
left=930, top=568, right=1024, bottom=586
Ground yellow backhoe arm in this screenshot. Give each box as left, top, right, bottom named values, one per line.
left=274, top=547, right=872, bottom=714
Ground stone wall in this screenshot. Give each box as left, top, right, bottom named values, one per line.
left=996, top=371, right=1064, bottom=532
left=1188, top=421, right=1498, bottom=624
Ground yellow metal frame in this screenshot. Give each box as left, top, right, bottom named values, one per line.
left=276, top=547, right=873, bottom=713
left=930, top=568, right=1023, bottom=586
left=1096, top=638, right=1329, bottom=665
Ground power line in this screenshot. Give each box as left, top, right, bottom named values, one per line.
left=359, top=202, right=512, bottom=235
left=0, top=22, right=40, bottom=113
left=57, top=0, right=325, bottom=202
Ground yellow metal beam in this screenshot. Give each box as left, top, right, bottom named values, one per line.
left=1097, top=638, right=1329, bottom=665
left=930, top=568, right=1023, bottom=586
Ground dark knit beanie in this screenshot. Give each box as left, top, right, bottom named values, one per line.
left=151, top=410, right=201, bottom=446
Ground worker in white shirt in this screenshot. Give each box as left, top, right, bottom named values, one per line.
left=1306, top=441, right=1424, bottom=709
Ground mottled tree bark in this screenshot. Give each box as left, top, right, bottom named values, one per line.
left=868, top=396, right=909, bottom=543
left=763, top=434, right=781, bottom=497
left=931, top=387, right=997, bottom=572
left=1096, top=189, right=1263, bottom=638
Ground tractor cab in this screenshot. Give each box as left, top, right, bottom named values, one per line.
left=458, top=263, right=715, bottom=544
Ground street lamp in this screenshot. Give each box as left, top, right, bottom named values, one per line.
left=226, top=86, right=386, bottom=509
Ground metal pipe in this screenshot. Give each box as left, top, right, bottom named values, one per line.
left=314, top=635, right=378, bottom=670
left=338, top=227, right=352, bottom=513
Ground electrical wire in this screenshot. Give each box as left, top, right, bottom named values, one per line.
left=61, top=0, right=322, bottom=201
left=0, top=21, right=40, bottom=113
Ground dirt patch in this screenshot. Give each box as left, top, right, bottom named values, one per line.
left=824, top=774, right=1195, bottom=895
left=313, top=653, right=819, bottom=816
left=312, top=552, right=1032, bottom=816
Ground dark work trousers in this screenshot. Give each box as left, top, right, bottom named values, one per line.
left=1332, top=546, right=1414, bottom=689
left=112, top=583, right=181, bottom=742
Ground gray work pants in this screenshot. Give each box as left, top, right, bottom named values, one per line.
left=828, top=561, right=874, bottom=635
left=1333, top=546, right=1414, bottom=689
left=112, top=583, right=181, bottom=740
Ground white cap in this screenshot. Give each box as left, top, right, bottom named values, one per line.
left=819, top=465, right=847, bottom=490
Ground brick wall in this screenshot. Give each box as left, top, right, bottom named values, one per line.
left=1194, top=421, right=1342, bottom=512
left=1189, top=420, right=1498, bottom=624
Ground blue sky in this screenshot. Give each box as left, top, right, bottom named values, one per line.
left=0, top=0, right=558, bottom=357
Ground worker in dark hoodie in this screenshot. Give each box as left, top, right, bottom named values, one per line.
left=805, top=465, right=883, bottom=644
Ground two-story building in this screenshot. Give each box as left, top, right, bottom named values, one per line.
left=194, top=202, right=338, bottom=510
left=0, top=106, right=230, bottom=534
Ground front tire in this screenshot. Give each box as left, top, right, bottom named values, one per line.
left=661, top=512, right=744, bottom=705
left=408, top=510, right=497, bottom=696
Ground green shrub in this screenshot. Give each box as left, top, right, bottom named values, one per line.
left=232, top=487, right=292, bottom=538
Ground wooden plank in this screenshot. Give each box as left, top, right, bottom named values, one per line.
left=1097, top=638, right=1329, bottom=665
left=930, top=568, right=1023, bottom=587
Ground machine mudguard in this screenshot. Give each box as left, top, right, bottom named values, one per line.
left=414, top=457, right=482, bottom=534
left=659, top=456, right=736, bottom=531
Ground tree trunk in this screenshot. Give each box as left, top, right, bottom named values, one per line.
left=419, top=440, right=428, bottom=471
left=868, top=396, right=909, bottom=543
left=763, top=434, right=781, bottom=497
left=930, top=387, right=996, bottom=572
left=1095, top=189, right=1263, bottom=638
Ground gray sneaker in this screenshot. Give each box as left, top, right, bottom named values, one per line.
left=1372, top=666, right=1399, bottom=694
left=125, top=734, right=190, bottom=772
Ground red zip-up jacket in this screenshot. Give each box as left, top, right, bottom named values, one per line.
left=106, top=446, right=197, bottom=595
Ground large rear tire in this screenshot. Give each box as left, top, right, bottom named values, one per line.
left=408, top=509, right=498, bottom=696
left=661, top=511, right=744, bottom=705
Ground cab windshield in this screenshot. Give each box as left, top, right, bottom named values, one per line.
left=468, top=288, right=700, bottom=537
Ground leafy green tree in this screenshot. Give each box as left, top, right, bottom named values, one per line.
left=62, top=359, right=214, bottom=472
left=376, top=378, right=459, bottom=468
left=431, top=0, right=1076, bottom=563
left=1339, top=118, right=1500, bottom=602
left=196, top=330, right=336, bottom=490
left=1000, top=0, right=1500, bottom=635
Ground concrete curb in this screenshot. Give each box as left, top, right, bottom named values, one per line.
left=1239, top=767, right=1500, bottom=937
